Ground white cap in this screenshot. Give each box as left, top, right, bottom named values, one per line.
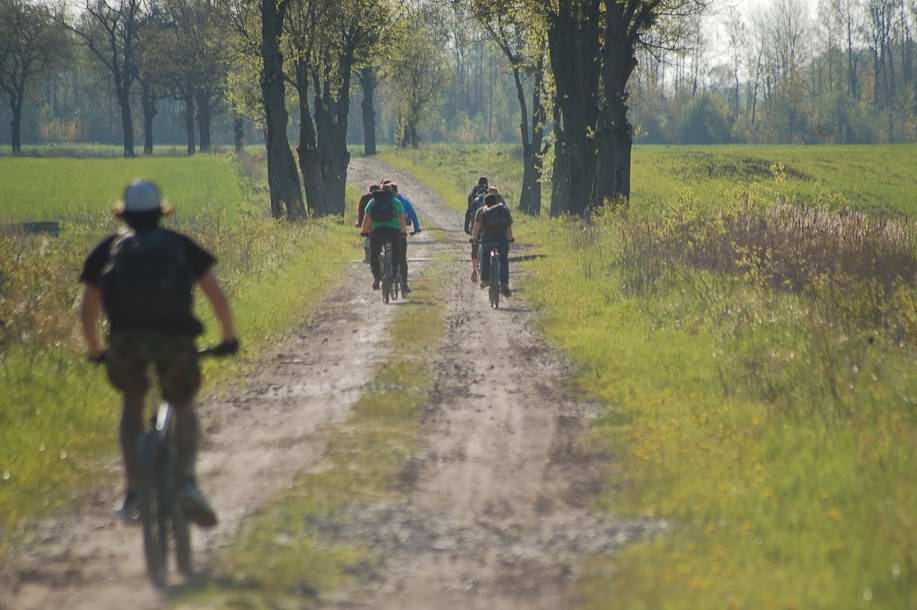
left=121, top=180, right=162, bottom=212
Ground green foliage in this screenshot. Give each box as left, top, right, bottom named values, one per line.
left=675, top=94, right=733, bottom=144
left=384, top=144, right=917, bottom=610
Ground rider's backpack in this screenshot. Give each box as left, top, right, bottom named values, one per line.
left=481, top=203, right=511, bottom=232
left=100, top=229, right=194, bottom=329
left=369, top=193, right=395, bottom=222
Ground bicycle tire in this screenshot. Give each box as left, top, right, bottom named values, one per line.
left=139, top=433, right=168, bottom=589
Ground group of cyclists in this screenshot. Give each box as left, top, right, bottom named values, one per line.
left=75, top=173, right=515, bottom=564
left=356, top=179, right=422, bottom=294
left=357, top=174, right=514, bottom=298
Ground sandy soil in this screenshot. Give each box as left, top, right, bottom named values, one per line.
left=0, top=158, right=649, bottom=610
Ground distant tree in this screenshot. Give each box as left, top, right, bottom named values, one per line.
left=259, top=0, right=305, bottom=218
left=285, top=0, right=398, bottom=215
left=63, top=0, right=148, bottom=158
left=723, top=6, right=746, bottom=120
left=473, top=0, right=550, bottom=215
left=390, top=7, right=451, bottom=148
left=0, top=0, right=69, bottom=155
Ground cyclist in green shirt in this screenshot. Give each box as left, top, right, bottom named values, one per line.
left=360, top=184, right=407, bottom=290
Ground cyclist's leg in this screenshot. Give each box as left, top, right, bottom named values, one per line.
left=153, top=336, right=213, bottom=526
left=105, top=332, right=152, bottom=505
left=153, top=336, right=201, bottom=481
left=389, top=230, right=404, bottom=282
left=400, top=234, right=409, bottom=287
left=480, top=241, right=492, bottom=283
left=470, top=242, right=479, bottom=282
left=369, top=230, right=384, bottom=280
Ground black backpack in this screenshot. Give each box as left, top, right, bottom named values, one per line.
left=100, top=229, right=194, bottom=329
left=369, top=193, right=395, bottom=222
left=481, top=203, right=511, bottom=232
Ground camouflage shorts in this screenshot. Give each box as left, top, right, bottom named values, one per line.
left=105, top=332, right=201, bottom=404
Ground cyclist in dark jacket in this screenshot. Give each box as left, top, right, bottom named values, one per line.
left=472, top=193, right=514, bottom=297
left=464, top=176, right=489, bottom=234
left=356, top=183, right=381, bottom=263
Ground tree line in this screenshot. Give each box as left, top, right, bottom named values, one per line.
left=628, top=0, right=917, bottom=144
left=4, top=0, right=915, bottom=219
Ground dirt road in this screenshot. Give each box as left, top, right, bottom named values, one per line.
left=1, top=158, right=641, bottom=610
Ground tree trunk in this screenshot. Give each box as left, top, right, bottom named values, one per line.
left=294, top=60, right=323, bottom=213
left=9, top=94, right=23, bottom=156
left=594, top=2, right=636, bottom=206
left=315, top=53, right=353, bottom=217
left=184, top=94, right=196, bottom=155
left=260, top=0, right=305, bottom=220
left=118, top=90, right=135, bottom=158
left=547, top=0, right=601, bottom=216
left=509, top=64, right=535, bottom=214
left=141, top=81, right=157, bottom=155
left=233, top=116, right=244, bottom=154
left=359, top=67, right=377, bottom=156
left=526, top=64, right=548, bottom=216
left=197, top=91, right=212, bottom=152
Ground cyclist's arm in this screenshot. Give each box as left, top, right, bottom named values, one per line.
left=400, top=212, right=408, bottom=235
left=361, top=212, right=373, bottom=235
left=471, top=218, right=482, bottom=242
left=198, top=270, right=237, bottom=341
left=405, top=201, right=421, bottom=231
left=79, top=285, right=104, bottom=357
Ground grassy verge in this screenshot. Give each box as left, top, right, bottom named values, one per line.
left=382, top=146, right=917, bottom=610
left=174, top=257, right=447, bottom=609
left=0, top=155, right=359, bottom=543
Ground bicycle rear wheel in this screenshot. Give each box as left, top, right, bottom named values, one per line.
left=490, top=253, right=501, bottom=309
left=139, top=433, right=168, bottom=589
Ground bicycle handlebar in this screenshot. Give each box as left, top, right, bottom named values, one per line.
left=88, top=338, right=240, bottom=365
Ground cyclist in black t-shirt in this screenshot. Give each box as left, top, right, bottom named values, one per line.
left=78, top=180, right=238, bottom=528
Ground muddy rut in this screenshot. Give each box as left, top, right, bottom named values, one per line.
left=0, top=158, right=639, bottom=610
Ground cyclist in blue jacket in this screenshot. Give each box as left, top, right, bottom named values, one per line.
left=386, top=181, right=422, bottom=295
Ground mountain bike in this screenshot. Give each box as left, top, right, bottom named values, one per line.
left=135, top=344, right=234, bottom=589
left=472, top=240, right=510, bottom=309
left=485, top=243, right=502, bottom=309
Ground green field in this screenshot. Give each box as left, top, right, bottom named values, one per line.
left=0, top=155, right=251, bottom=222
left=0, top=154, right=357, bottom=540
left=390, top=143, right=917, bottom=216
left=381, top=145, right=917, bottom=610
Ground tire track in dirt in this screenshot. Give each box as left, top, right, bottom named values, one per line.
left=0, top=178, right=433, bottom=610
left=336, top=158, right=653, bottom=610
